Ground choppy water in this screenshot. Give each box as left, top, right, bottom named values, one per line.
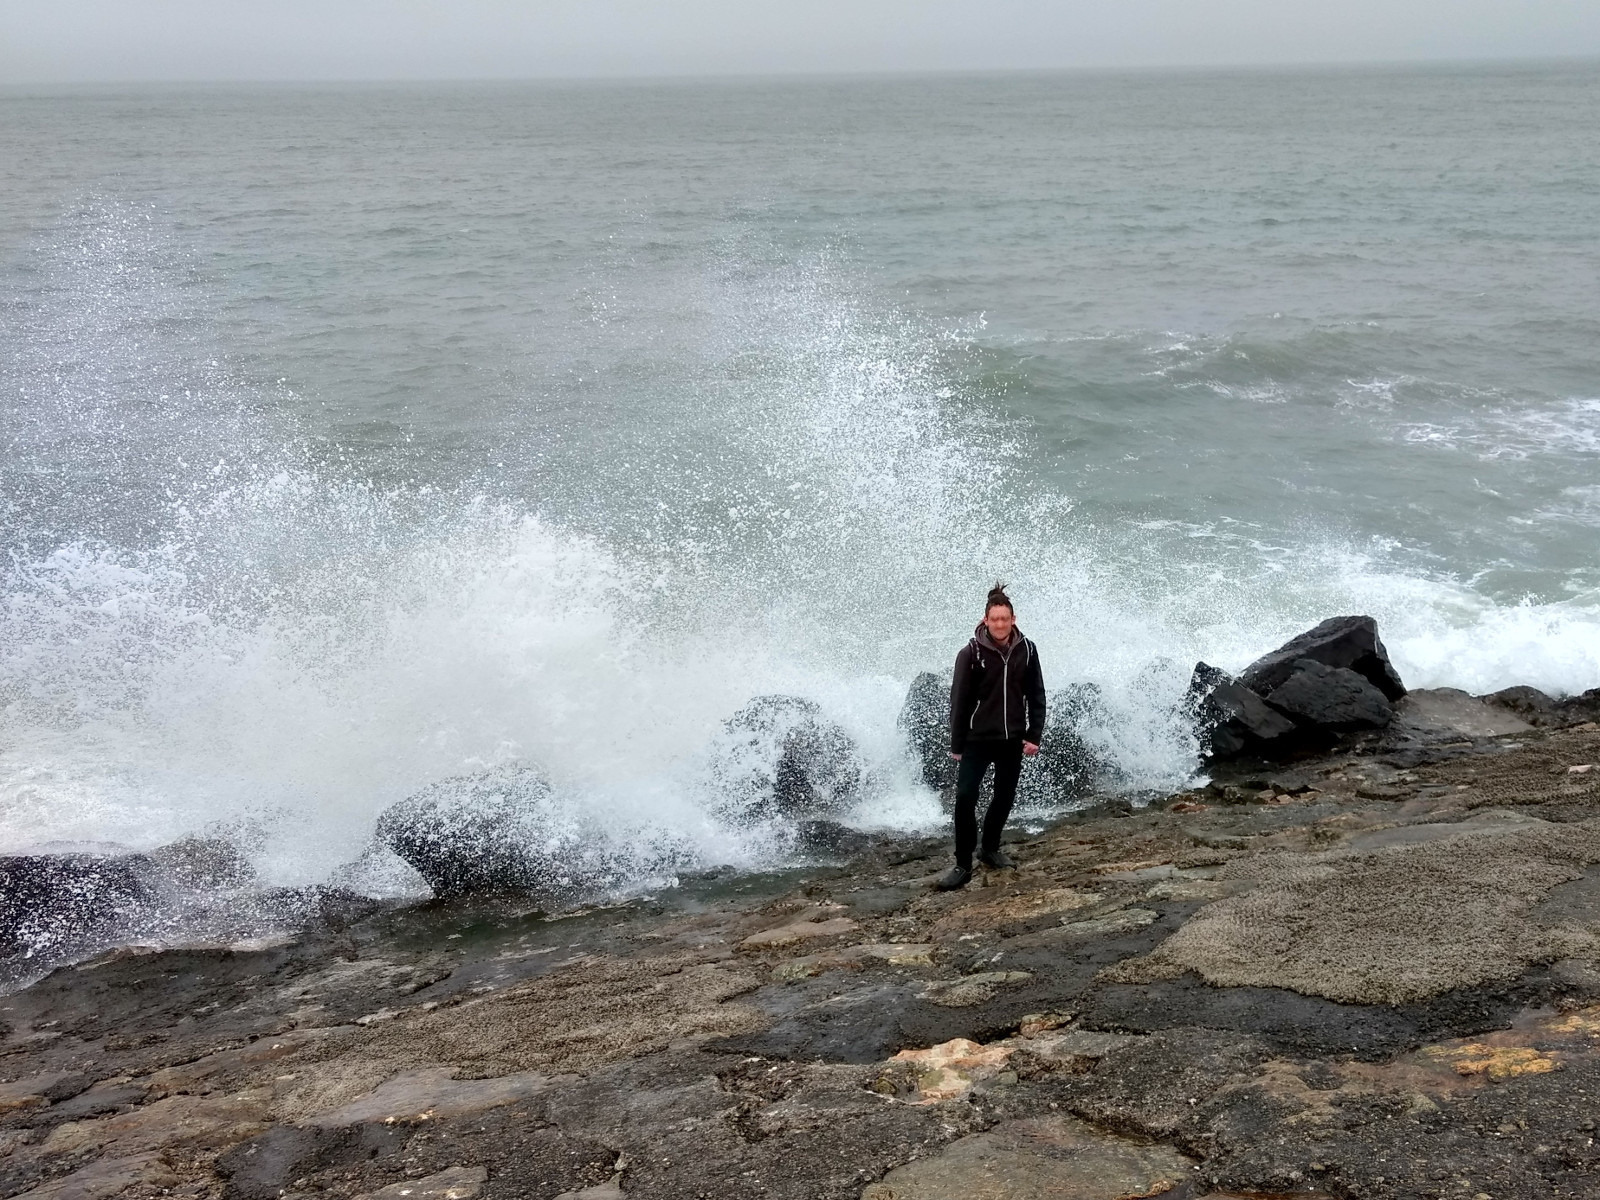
left=3, top=63, right=1599, bottom=904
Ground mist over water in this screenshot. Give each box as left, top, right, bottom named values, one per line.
left=4, top=66, right=1600, bottom=920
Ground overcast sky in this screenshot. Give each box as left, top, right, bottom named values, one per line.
left=3, top=0, right=1599, bottom=83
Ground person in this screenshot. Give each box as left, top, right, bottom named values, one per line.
left=936, top=583, right=1046, bottom=891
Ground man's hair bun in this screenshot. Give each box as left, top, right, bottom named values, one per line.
left=985, top=582, right=1014, bottom=613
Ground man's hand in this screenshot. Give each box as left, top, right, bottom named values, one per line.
left=1022, top=741, right=1040, bottom=757
left=950, top=752, right=961, bottom=761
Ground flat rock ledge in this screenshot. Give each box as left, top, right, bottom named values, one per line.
left=3, top=724, right=1600, bottom=1199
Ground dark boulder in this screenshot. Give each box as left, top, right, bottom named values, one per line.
left=1239, top=615, right=1406, bottom=702
left=1186, top=616, right=1409, bottom=762
left=1483, top=684, right=1557, bottom=722
left=900, top=669, right=1113, bottom=808
left=898, top=671, right=952, bottom=790
left=1051, top=680, right=1108, bottom=730
left=1263, top=658, right=1394, bottom=732
left=0, top=850, right=156, bottom=960
left=375, top=765, right=563, bottom=897
left=1017, top=683, right=1114, bottom=807
left=1184, top=662, right=1299, bottom=761
left=147, top=836, right=257, bottom=889
left=1555, top=687, right=1600, bottom=726
left=711, top=695, right=863, bottom=822
left=1476, top=685, right=1600, bottom=729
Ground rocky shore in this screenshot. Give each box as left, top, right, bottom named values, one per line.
left=6, top=609, right=1600, bottom=1200
left=2, top=682, right=1599, bottom=1199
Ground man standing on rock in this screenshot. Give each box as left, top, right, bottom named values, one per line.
left=938, top=584, right=1046, bottom=891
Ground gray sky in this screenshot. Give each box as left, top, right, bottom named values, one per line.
left=3, top=0, right=1598, bottom=83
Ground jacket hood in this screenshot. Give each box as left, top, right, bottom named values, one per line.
left=973, top=622, right=1026, bottom=653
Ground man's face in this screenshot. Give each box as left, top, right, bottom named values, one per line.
left=985, top=605, right=1014, bottom=644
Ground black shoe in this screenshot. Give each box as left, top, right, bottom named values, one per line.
left=933, top=865, right=972, bottom=891
left=977, top=847, right=1016, bottom=870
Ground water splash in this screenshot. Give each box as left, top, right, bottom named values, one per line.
left=4, top=202, right=1599, bottom=944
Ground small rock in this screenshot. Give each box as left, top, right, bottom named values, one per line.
left=770, top=942, right=934, bottom=981
left=5, top=1152, right=179, bottom=1198
left=1419, top=1043, right=1557, bottom=1080
left=1016, top=1012, right=1074, bottom=1037
left=871, top=943, right=937, bottom=966
left=41, top=1091, right=270, bottom=1157
left=1056, top=908, right=1158, bottom=939
left=891, top=1038, right=1014, bottom=1102
left=1146, top=877, right=1229, bottom=902
left=739, top=916, right=858, bottom=950
left=1485, top=684, right=1557, bottom=720
left=862, top=1114, right=1193, bottom=1198
left=930, top=887, right=1102, bottom=939
left=921, top=971, right=1032, bottom=1008
left=304, top=1068, right=549, bottom=1127
left=554, top=1180, right=623, bottom=1200
left=356, top=1165, right=489, bottom=1200
left=0, top=1071, right=87, bottom=1115
left=1017, top=1028, right=1135, bottom=1065
left=1555, top=687, right=1600, bottom=726
left=1092, top=858, right=1169, bottom=875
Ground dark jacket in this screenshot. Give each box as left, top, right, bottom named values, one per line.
left=949, top=623, right=1046, bottom=753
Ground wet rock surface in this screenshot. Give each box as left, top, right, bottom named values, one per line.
left=376, top=764, right=569, bottom=897
left=0, top=838, right=270, bottom=971
left=898, top=672, right=953, bottom=792
left=1237, top=614, right=1407, bottom=702
left=899, top=674, right=1113, bottom=808
left=0, top=853, right=155, bottom=962
left=862, top=1113, right=1196, bottom=1199
left=1189, top=615, right=1413, bottom=762
left=1186, top=663, right=1299, bottom=760
left=1263, top=658, right=1395, bottom=733
left=1015, top=685, right=1113, bottom=808
left=712, top=694, right=866, bottom=821
left=4, top=725, right=1600, bottom=1197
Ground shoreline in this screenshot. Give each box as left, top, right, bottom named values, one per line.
left=2, top=707, right=1598, bottom=1198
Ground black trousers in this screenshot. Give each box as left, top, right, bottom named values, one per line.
left=953, top=739, right=1023, bottom=868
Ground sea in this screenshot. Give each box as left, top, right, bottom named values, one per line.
left=3, top=62, right=1599, bottom=913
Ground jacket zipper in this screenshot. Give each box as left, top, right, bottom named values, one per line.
left=1002, top=653, right=1009, bottom=738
